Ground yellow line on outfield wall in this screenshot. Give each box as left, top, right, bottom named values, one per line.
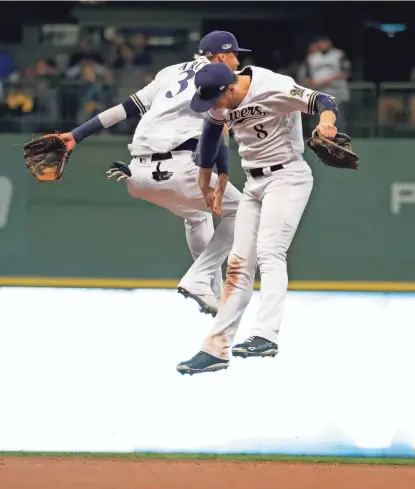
left=1, top=277, right=415, bottom=292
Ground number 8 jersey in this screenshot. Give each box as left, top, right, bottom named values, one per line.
left=128, top=56, right=210, bottom=156
left=207, top=66, right=320, bottom=170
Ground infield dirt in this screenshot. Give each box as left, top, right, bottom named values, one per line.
left=1, top=456, right=415, bottom=489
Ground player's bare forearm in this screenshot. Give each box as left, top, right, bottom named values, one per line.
left=316, top=110, right=337, bottom=138
left=212, top=173, right=228, bottom=216
left=319, top=110, right=336, bottom=125
left=199, top=167, right=213, bottom=192
left=198, top=169, right=215, bottom=212
left=215, top=173, right=228, bottom=194
left=222, top=124, right=230, bottom=146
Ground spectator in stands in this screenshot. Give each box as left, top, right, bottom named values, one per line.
left=301, top=36, right=351, bottom=130
left=129, top=33, right=152, bottom=66
left=0, top=44, right=16, bottom=81
left=23, top=59, right=60, bottom=129
left=5, top=82, right=34, bottom=115
left=68, top=37, right=104, bottom=68
left=297, top=40, right=319, bottom=85
left=24, top=59, right=60, bottom=83
left=60, top=57, right=111, bottom=125
left=76, top=60, right=111, bottom=123
left=142, top=71, right=155, bottom=85
left=410, top=68, right=415, bottom=125
left=109, top=32, right=152, bottom=70
left=110, top=41, right=135, bottom=70
left=0, top=44, right=17, bottom=101
left=66, top=56, right=112, bottom=81
left=379, top=66, right=415, bottom=128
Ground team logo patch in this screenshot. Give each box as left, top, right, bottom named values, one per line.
left=290, top=85, right=305, bottom=98
left=222, top=43, right=232, bottom=50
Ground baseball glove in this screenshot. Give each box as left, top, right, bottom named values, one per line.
left=306, top=131, right=359, bottom=170
left=23, top=134, right=72, bottom=182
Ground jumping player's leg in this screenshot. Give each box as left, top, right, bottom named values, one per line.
left=183, top=214, right=223, bottom=300
left=177, top=164, right=241, bottom=298
left=248, top=171, right=313, bottom=345
left=128, top=178, right=223, bottom=297
left=125, top=154, right=240, bottom=308
left=126, top=175, right=215, bottom=264
left=176, top=187, right=260, bottom=373
left=198, top=189, right=261, bottom=360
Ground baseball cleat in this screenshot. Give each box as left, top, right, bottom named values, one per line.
left=177, top=351, right=229, bottom=375
left=178, top=287, right=219, bottom=317
left=232, top=336, right=279, bottom=358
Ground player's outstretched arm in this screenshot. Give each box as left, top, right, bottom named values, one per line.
left=59, top=95, right=148, bottom=151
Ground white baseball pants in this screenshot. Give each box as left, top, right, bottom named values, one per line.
left=125, top=150, right=241, bottom=298
left=201, top=160, right=314, bottom=360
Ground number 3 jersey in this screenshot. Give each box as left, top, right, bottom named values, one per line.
left=207, top=66, right=320, bottom=170
left=128, top=56, right=210, bottom=156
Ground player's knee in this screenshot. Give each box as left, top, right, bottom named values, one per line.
left=222, top=254, right=253, bottom=304
left=184, top=215, right=209, bottom=231
left=225, top=253, right=253, bottom=283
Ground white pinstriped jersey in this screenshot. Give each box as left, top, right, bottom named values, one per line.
left=207, top=66, right=320, bottom=169
left=307, top=49, right=350, bottom=102
left=127, top=57, right=210, bottom=155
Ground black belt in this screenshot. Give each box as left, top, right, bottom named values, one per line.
left=248, top=164, right=284, bottom=178
left=151, top=138, right=198, bottom=162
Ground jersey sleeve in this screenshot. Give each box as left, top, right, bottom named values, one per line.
left=273, top=75, right=319, bottom=115
left=206, top=108, right=226, bottom=125
left=129, top=76, right=163, bottom=116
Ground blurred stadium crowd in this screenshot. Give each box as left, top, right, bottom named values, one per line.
left=0, top=31, right=157, bottom=134
left=1, top=1, right=414, bottom=137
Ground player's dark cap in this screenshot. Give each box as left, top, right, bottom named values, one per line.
left=190, top=63, right=236, bottom=113
left=198, top=31, right=251, bottom=55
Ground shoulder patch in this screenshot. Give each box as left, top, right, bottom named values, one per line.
left=290, top=85, right=305, bottom=98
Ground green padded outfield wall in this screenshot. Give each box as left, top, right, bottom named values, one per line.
left=0, top=134, right=414, bottom=283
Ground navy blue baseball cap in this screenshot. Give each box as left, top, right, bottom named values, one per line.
left=190, top=63, right=236, bottom=113
left=198, top=30, right=251, bottom=55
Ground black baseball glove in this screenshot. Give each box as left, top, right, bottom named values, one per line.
left=23, top=134, right=72, bottom=182
left=306, top=131, right=359, bottom=170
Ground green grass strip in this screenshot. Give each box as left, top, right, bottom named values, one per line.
left=0, top=452, right=414, bottom=466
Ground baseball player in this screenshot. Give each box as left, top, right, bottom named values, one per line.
left=58, top=31, right=251, bottom=316
left=177, top=62, right=339, bottom=375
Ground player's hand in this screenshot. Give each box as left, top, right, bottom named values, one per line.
left=212, top=188, right=224, bottom=216
left=106, top=161, right=132, bottom=181
left=60, top=132, right=77, bottom=151
left=203, top=186, right=215, bottom=212
left=315, top=122, right=337, bottom=139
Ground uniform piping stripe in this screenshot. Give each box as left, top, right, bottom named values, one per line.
left=207, top=114, right=225, bottom=125
left=308, top=91, right=319, bottom=114
left=131, top=94, right=147, bottom=115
